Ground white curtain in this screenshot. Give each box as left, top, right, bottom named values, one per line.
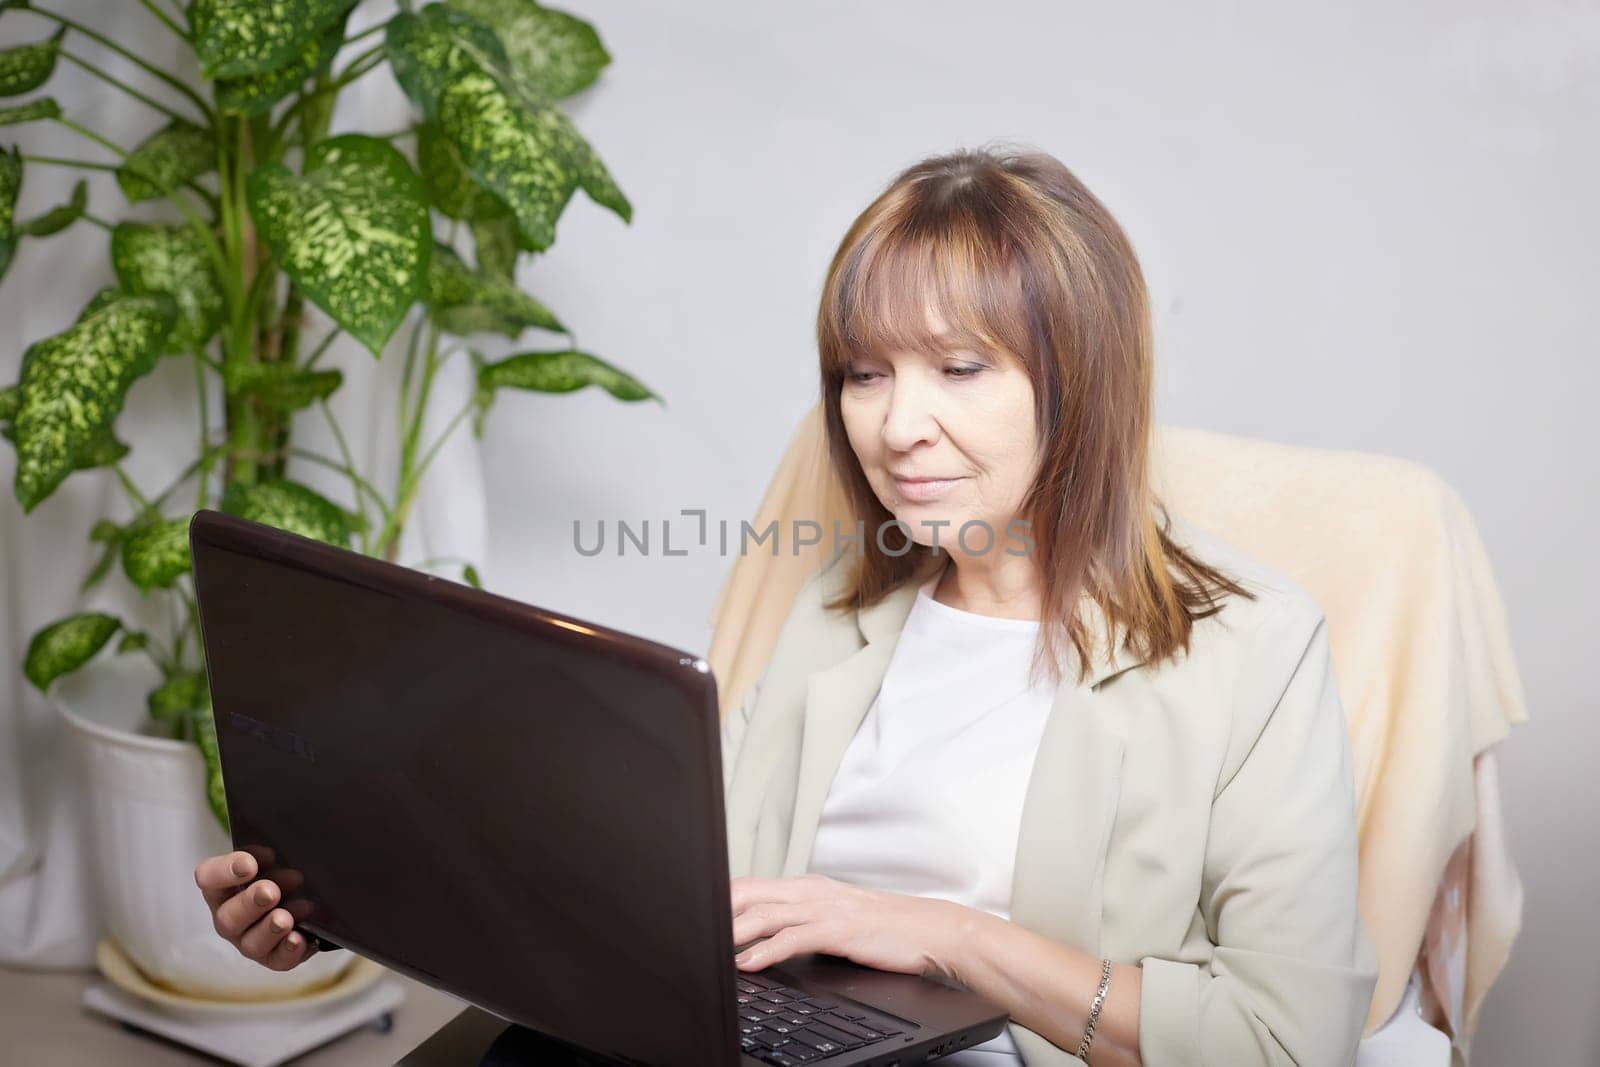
left=0, top=0, right=488, bottom=968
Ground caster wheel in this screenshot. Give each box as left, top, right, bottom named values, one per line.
left=373, top=1012, right=395, bottom=1034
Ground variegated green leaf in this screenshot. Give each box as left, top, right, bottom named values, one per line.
left=215, top=10, right=351, bottom=115
left=223, top=361, right=342, bottom=411
left=148, top=668, right=210, bottom=719
left=12, top=290, right=175, bottom=511
left=111, top=222, right=225, bottom=353
left=415, top=118, right=511, bottom=223
left=121, top=516, right=193, bottom=591
left=477, top=349, right=657, bottom=404
left=386, top=7, right=631, bottom=252
left=0, top=28, right=63, bottom=98
left=0, top=144, right=19, bottom=238
left=116, top=120, right=216, bottom=203
left=116, top=630, right=148, bottom=654
left=189, top=0, right=360, bottom=79
left=425, top=243, right=562, bottom=338
left=82, top=517, right=127, bottom=592
left=220, top=478, right=357, bottom=546
left=0, top=144, right=15, bottom=284
left=471, top=213, right=519, bottom=278
left=0, top=96, right=59, bottom=126
left=12, top=289, right=174, bottom=511
left=82, top=543, right=119, bottom=591
left=247, top=134, right=431, bottom=355
left=15, top=177, right=85, bottom=236
left=73, top=425, right=131, bottom=468
left=0, top=381, right=16, bottom=423
left=23, top=611, right=121, bottom=691
left=192, top=708, right=229, bottom=830
left=447, top=0, right=608, bottom=100
left=4, top=408, right=130, bottom=471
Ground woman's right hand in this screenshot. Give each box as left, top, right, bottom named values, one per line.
left=194, top=849, right=318, bottom=971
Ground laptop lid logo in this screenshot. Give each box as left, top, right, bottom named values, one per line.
left=229, top=711, right=317, bottom=764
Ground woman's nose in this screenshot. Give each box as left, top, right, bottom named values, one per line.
left=881, top=378, right=939, bottom=452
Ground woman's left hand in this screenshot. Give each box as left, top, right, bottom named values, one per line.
left=730, top=873, right=977, bottom=982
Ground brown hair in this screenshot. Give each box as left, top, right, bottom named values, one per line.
left=814, top=142, right=1256, bottom=688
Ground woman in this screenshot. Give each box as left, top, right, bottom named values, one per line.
left=196, top=146, right=1379, bottom=1065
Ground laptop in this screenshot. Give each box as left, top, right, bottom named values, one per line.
left=188, top=509, right=1009, bottom=1066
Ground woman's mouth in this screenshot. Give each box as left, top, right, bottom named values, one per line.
left=893, top=476, right=963, bottom=503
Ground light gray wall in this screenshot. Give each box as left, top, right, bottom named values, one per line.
left=1, top=0, right=1591, bottom=1061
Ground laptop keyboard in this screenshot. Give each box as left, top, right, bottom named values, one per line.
left=735, top=969, right=905, bottom=1064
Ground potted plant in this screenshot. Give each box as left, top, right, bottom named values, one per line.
left=1, top=0, right=657, bottom=998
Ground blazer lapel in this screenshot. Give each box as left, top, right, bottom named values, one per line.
left=779, top=577, right=923, bottom=877
left=1008, top=592, right=1144, bottom=955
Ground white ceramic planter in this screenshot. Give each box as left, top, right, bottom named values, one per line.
left=52, top=654, right=351, bottom=1000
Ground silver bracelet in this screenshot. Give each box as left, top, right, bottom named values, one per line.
left=1074, top=957, right=1113, bottom=1062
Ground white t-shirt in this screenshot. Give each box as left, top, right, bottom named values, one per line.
left=806, top=571, right=1057, bottom=1064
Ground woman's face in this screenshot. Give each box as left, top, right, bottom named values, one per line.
left=839, top=305, right=1039, bottom=558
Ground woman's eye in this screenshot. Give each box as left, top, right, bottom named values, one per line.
left=847, top=370, right=881, bottom=384
left=945, top=364, right=984, bottom=379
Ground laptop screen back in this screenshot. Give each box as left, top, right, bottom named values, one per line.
left=189, top=511, right=739, bottom=1065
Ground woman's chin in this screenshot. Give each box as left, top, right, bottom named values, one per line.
left=896, top=511, right=988, bottom=550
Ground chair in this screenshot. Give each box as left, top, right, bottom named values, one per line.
left=707, top=404, right=1529, bottom=1064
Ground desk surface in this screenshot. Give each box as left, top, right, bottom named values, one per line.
left=1, top=962, right=467, bottom=1065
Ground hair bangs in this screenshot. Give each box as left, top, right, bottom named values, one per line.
left=821, top=208, right=1035, bottom=381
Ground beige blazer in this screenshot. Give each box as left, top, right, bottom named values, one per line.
left=720, top=512, right=1380, bottom=1067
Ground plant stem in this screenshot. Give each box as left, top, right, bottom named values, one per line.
left=216, top=127, right=240, bottom=282
left=409, top=400, right=475, bottom=500
left=167, top=587, right=185, bottom=664
left=150, top=441, right=228, bottom=513
left=239, top=259, right=277, bottom=333
left=219, top=119, right=261, bottom=485
left=21, top=151, right=217, bottom=211
left=332, top=43, right=387, bottom=86
left=19, top=153, right=117, bottom=172
left=57, top=49, right=193, bottom=127
left=136, top=0, right=188, bottom=42
left=29, top=3, right=213, bottom=123
left=112, top=463, right=151, bottom=512
left=409, top=554, right=475, bottom=572
left=317, top=399, right=384, bottom=529
left=343, top=21, right=389, bottom=48
left=273, top=44, right=385, bottom=141
left=290, top=446, right=391, bottom=524
left=398, top=312, right=425, bottom=428
left=383, top=398, right=475, bottom=563
left=303, top=325, right=341, bottom=368
left=81, top=211, right=115, bottom=232
left=223, top=117, right=255, bottom=343
left=141, top=628, right=176, bottom=677
left=182, top=590, right=202, bottom=668
left=193, top=353, right=211, bottom=509
left=377, top=316, right=440, bottom=560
